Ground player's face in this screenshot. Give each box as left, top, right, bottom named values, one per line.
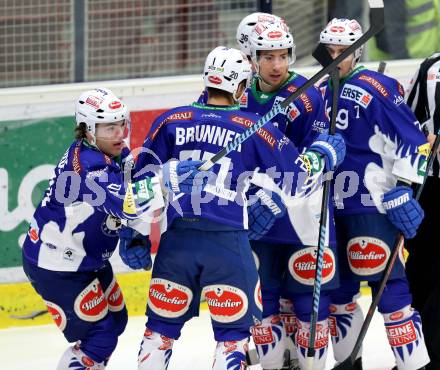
left=93, top=120, right=127, bottom=157
left=325, top=44, right=355, bottom=78
left=257, top=49, right=290, bottom=91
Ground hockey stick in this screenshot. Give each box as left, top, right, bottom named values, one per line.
left=332, top=129, right=440, bottom=370
left=377, top=60, right=387, bottom=74
left=306, top=47, right=340, bottom=370
left=199, top=0, right=384, bottom=171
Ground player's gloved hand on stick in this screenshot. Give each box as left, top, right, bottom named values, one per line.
left=163, top=159, right=212, bottom=194
left=118, top=226, right=152, bottom=270
left=248, top=189, right=286, bottom=240
left=308, top=133, right=346, bottom=171
left=382, top=186, right=424, bottom=239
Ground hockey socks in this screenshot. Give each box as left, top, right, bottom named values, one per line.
left=383, top=305, right=429, bottom=370
left=328, top=301, right=364, bottom=364
left=251, top=314, right=286, bottom=369
left=138, top=328, right=174, bottom=370
left=57, top=344, right=106, bottom=370
left=213, top=338, right=249, bottom=370
left=295, top=319, right=329, bottom=370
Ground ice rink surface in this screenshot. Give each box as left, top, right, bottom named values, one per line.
left=0, top=295, right=396, bottom=370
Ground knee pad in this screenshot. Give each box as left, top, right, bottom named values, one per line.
left=295, top=319, right=329, bottom=370
left=138, top=328, right=174, bottom=370
left=213, top=338, right=249, bottom=370
left=371, top=279, right=412, bottom=314
left=383, top=305, right=429, bottom=370
left=329, top=300, right=363, bottom=363
left=250, top=315, right=286, bottom=369
left=57, top=344, right=106, bottom=370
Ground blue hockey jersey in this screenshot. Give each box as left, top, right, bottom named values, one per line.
left=135, top=103, right=329, bottom=246
left=22, top=141, right=162, bottom=272
left=320, top=66, right=429, bottom=215
left=243, top=73, right=334, bottom=245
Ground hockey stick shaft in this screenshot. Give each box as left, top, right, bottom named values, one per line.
left=377, top=61, right=387, bottom=74
left=308, top=56, right=388, bottom=366
left=199, top=0, right=384, bottom=171
left=333, top=129, right=440, bottom=370
left=307, top=50, right=340, bottom=368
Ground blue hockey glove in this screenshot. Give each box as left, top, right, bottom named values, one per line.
left=118, top=226, right=152, bottom=270
left=248, top=189, right=286, bottom=240
left=382, top=186, right=424, bottom=239
left=163, top=159, right=211, bottom=194
left=309, top=133, right=346, bottom=171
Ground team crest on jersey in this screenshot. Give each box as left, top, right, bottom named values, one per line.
left=105, top=278, right=125, bottom=312
left=202, top=284, right=248, bottom=323
left=341, top=84, right=373, bottom=108
left=74, top=278, right=108, bottom=322
left=239, top=92, right=248, bottom=108
left=148, top=278, right=193, bottom=318
left=45, top=300, right=67, bottom=331
left=347, top=237, right=390, bottom=275
left=101, top=215, right=122, bottom=236
left=288, top=247, right=335, bottom=285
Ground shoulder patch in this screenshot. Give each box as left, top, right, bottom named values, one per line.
left=340, top=83, right=373, bottom=108
left=357, top=74, right=389, bottom=97
left=150, top=111, right=193, bottom=140
left=231, top=115, right=276, bottom=149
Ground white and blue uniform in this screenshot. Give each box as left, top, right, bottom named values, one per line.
left=134, top=102, right=315, bottom=344
left=321, top=66, right=430, bottom=370
left=22, top=140, right=158, bottom=364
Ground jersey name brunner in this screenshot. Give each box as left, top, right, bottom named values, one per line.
left=175, top=125, right=242, bottom=152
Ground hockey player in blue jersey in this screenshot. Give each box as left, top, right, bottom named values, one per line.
left=129, top=46, right=345, bottom=370
left=243, top=20, right=342, bottom=370
left=319, top=18, right=430, bottom=370
left=21, top=88, right=209, bottom=370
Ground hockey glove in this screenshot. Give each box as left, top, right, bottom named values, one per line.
left=118, top=226, right=152, bottom=270
left=248, top=189, right=286, bottom=240
left=163, top=159, right=211, bottom=194
left=308, top=133, right=346, bottom=171
left=382, top=186, right=424, bottom=239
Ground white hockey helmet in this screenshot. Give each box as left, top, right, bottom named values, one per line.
left=320, top=18, right=364, bottom=63
left=236, top=12, right=283, bottom=56
left=75, top=88, right=129, bottom=140
left=204, top=46, right=252, bottom=101
left=249, top=21, right=296, bottom=66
